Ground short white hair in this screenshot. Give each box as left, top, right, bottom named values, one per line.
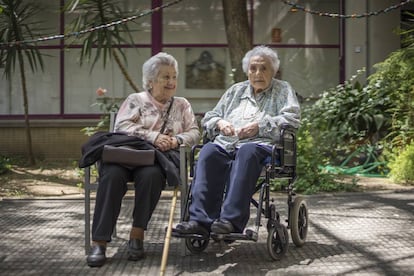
left=241, top=45, right=280, bottom=75
left=142, top=52, right=179, bottom=90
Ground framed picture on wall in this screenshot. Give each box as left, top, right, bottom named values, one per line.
left=185, top=48, right=226, bottom=89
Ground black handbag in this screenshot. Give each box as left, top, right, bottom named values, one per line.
left=101, top=145, right=155, bottom=166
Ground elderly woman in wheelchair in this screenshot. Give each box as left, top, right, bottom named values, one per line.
left=173, top=45, right=307, bottom=259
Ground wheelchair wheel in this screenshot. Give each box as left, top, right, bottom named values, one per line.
left=289, top=196, right=308, bottom=247
left=185, top=237, right=209, bottom=254
left=266, top=204, right=280, bottom=232
left=267, top=224, right=289, bottom=260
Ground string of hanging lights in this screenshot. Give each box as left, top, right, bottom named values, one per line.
left=0, top=0, right=184, bottom=47
left=281, top=0, right=413, bottom=19
left=1, top=0, right=412, bottom=48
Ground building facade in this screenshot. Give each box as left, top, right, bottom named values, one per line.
left=0, top=0, right=410, bottom=159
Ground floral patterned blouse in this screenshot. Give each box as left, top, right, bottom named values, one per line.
left=202, top=78, right=300, bottom=151
left=114, top=91, right=200, bottom=147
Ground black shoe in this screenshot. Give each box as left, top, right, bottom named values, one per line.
left=174, top=221, right=209, bottom=237
left=86, top=245, right=106, bottom=267
left=128, top=239, right=145, bottom=261
left=211, top=219, right=235, bottom=234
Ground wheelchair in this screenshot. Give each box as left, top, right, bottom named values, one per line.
left=172, top=124, right=309, bottom=260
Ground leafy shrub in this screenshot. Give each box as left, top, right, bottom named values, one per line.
left=302, top=45, right=414, bottom=178
left=282, top=13, right=414, bottom=192
left=0, top=156, right=11, bottom=175
left=304, top=70, right=389, bottom=164
left=267, top=116, right=356, bottom=194
left=388, top=142, right=414, bottom=184
left=293, top=118, right=356, bottom=194
left=366, top=47, right=414, bottom=151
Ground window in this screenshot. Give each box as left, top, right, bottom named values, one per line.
left=0, top=0, right=342, bottom=118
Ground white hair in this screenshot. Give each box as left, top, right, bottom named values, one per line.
left=142, top=52, right=179, bottom=90
left=241, top=45, right=280, bottom=75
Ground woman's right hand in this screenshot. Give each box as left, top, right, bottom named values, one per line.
left=217, top=119, right=236, bottom=136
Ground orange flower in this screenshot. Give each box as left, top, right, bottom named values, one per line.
left=96, top=87, right=107, bottom=96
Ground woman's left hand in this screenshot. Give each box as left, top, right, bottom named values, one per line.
left=155, top=134, right=174, bottom=151
left=237, top=122, right=259, bottom=139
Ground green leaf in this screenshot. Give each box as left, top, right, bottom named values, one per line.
left=64, top=0, right=136, bottom=71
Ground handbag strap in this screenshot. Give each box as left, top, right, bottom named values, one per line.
left=160, top=97, right=174, bottom=134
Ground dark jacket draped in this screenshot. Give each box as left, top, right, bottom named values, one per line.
left=78, top=131, right=180, bottom=186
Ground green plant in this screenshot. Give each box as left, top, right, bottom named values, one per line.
left=0, top=155, right=11, bottom=175
left=0, top=0, right=46, bottom=165
left=366, top=47, right=414, bottom=152
left=400, top=11, right=414, bottom=49
left=301, top=61, right=413, bottom=178
left=284, top=12, right=414, bottom=191
left=388, top=142, right=414, bottom=185
left=293, top=118, right=354, bottom=194
left=268, top=116, right=358, bottom=194
left=81, top=87, right=120, bottom=136
left=305, top=69, right=389, bottom=161
left=284, top=77, right=396, bottom=194
left=64, top=0, right=140, bottom=92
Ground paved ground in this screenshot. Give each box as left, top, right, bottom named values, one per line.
left=0, top=189, right=413, bottom=276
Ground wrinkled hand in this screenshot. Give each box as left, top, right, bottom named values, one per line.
left=236, top=122, right=259, bottom=139
left=217, top=120, right=236, bottom=136
left=155, top=134, right=174, bottom=152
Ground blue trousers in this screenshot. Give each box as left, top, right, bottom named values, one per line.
left=189, top=142, right=271, bottom=232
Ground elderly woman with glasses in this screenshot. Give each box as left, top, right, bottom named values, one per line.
left=86, top=52, right=200, bottom=267
left=175, top=45, right=300, bottom=237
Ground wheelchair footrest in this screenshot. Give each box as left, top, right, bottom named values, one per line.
left=211, top=229, right=258, bottom=242
left=169, top=227, right=258, bottom=242
left=170, top=228, right=208, bottom=240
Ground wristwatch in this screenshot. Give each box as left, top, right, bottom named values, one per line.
left=175, top=136, right=183, bottom=145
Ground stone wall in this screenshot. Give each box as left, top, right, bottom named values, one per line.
left=0, top=120, right=96, bottom=161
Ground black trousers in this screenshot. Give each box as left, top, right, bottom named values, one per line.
left=91, top=162, right=165, bottom=242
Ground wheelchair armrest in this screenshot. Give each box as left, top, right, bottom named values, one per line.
left=190, top=144, right=204, bottom=177
left=279, top=123, right=297, bottom=140
left=280, top=123, right=297, bottom=136
left=276, top=124, right=297, bottom=169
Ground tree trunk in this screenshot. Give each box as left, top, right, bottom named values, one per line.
left=17, top=49, right=35, bottom=165
left=222, top=0, right=252, bottom=83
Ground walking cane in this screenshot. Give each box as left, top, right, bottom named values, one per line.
left=160, top=185, right=179, bottom=276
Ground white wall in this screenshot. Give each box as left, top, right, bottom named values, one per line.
left=345, top=0, right=401, bottom=83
